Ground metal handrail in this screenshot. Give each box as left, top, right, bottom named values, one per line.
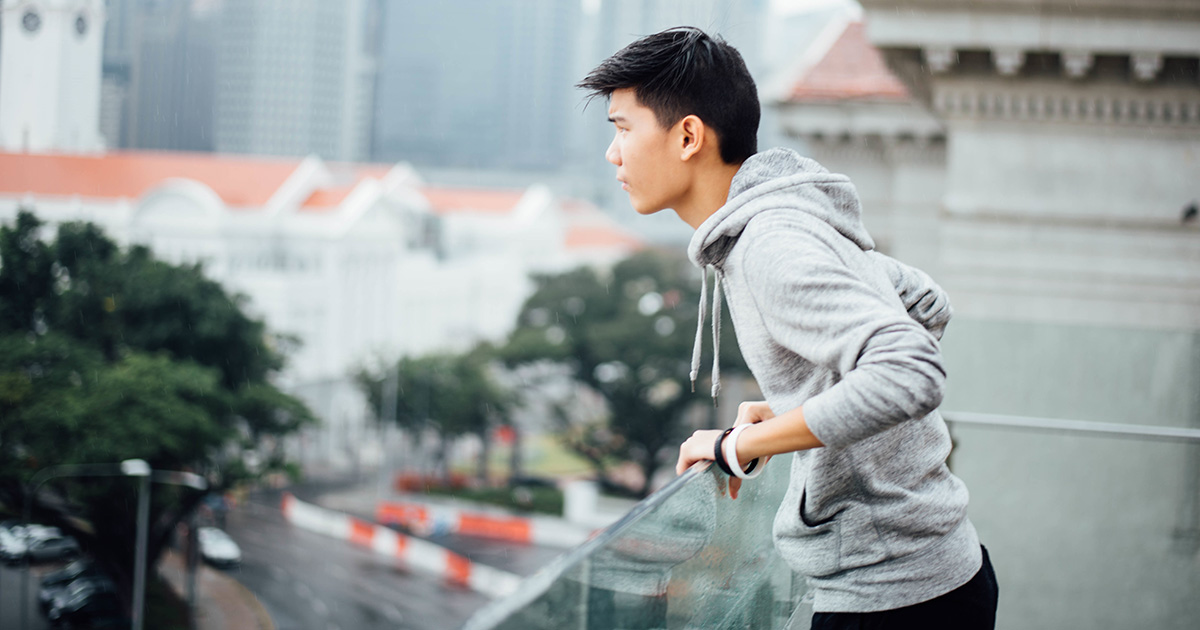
left=942, top=411, right=1200, bottom=443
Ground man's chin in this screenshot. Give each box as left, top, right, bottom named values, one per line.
left=630, top=200, right=664, bottom=216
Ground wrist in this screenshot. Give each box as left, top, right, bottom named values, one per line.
left=725, top=424, right=762, bottom=479
left=736, top=422, right=758, bottom=462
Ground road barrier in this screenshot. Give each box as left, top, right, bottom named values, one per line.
left=280, top=493, right=522, bottom=599
left=375, top=500, right=591, bottom=548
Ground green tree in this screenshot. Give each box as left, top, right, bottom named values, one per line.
left=0, top=211, right=314, bottom=600
left=357, top=346, right=515, bottom=484
left=0, top=209, right=56, bottom=334
left=503, top=250, right=744, bottom=497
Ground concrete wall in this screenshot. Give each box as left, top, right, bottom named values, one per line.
left=941, top=319, right=1200, bottom=629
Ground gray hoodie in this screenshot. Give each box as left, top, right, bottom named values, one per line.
left=687, top=148, right=981, bottom=613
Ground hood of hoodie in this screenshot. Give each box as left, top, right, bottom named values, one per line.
left=683, top=148, right=876, bottom=401
left=687, top=148, right=875, bottom=269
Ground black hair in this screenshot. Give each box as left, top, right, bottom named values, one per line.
left=578, top=26, right=760, bottom=165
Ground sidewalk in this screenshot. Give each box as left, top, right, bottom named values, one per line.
left=160, top=550, right=273, bottom=630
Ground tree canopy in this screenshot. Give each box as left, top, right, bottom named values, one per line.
left=503, top=249, right=745, bottom=497
left=0, top=210, right=314, bottom=596
left=356, top=345, right=516, bottom=482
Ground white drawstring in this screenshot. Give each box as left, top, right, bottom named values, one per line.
left=711, top=270, right=722, bottom=401
left=689, top=265, right=724, bottom=403
left=689, top=266, right=708, bottom=393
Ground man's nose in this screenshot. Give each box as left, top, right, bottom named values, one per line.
left=605, top=136, right=621, bottom=166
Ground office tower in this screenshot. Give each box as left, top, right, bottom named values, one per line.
left=372, top=0, right=581, bottom=171
left=215, top=0, right=375, bottom=161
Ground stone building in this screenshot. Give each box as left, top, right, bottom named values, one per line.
left=776, top=2, right=1200, bottom=627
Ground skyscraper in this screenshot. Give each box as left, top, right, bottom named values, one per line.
left=130, top=0, right=218, bottom=151
left=372, top=0, right=581, bottom=171
left=214, top=0, right=375, bottom=161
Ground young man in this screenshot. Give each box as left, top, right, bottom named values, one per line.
left=578, top=27, right=998, bottom=628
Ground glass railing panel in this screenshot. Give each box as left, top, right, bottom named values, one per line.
left=463, top=457, right=802, bottom=630
left=942, top=414, right=1200, bottom=630
left=465, top=413, right=1200, bottom=630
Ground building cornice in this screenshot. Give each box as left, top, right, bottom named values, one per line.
left=860, top=0, right=1200, bottom=22
left=861, top=0, right=1200, bottom=100
left=933, top=82, right=1200, bottom=128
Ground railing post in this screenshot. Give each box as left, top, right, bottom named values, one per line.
left=132, top=474, right=151, bottom=630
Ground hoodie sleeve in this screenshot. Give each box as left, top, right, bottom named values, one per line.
left=741, top=229, right=947, bottom=450
left=868, top=251, right=953, bottom=341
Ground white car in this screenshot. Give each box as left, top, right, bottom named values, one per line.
left=197, top=526, right=241, bottom=567
left=0, top=524, right=63, bottom=563
left=0, top=527, right=28, bottom=562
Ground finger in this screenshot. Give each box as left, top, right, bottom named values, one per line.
left=734, top=403, right=751, bottom=426
left=729, top=477, right=741, bottom=500
left=676, top=440, right=697, bottom=475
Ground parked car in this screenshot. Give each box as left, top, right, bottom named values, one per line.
left=39, top=560, right=108, bottom=612
left=41, top=558, right=103, bottom=588
left=25, top=534, right=81, bottom=563
left=45, top=576, right=119, bottom=625
left=0, top=526, right=27, bottom=563
left=197, top=526, right=241, bottom=567
left=0, top=524, right=61, bottom=563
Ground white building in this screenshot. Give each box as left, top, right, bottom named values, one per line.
left=774, top=3, right=1200, bottom=627
left=0, top=149, right=642, bottom=471
left=0, top=0, right=106, bottom=153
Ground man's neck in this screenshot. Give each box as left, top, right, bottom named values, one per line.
left=673, top=161, right=743, bottom=229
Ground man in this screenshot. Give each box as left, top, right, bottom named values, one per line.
left=578, top=27, right=998, bottom=629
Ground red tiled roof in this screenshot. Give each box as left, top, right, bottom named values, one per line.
left=0, top=152, right=630, bottom=235
left=560, top=198, right=594, bottom=215
left=0, top=151, right=302, bottom=206
left=560, top=197, right=644, bottom=251
left=421, top=187, right=526, bottom=215
left=564, top=225, right=643, bottom=251
left=338, top=163, right=393, bottom=180
left=301, top=185, right=357, bottom=209
left=788, top=22, right=909, bottom=102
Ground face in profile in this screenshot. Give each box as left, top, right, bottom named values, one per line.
left=605, top=88, right=688, bottom=216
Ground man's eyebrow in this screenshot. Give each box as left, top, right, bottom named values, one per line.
left=607, top=115, right=627, bottom=124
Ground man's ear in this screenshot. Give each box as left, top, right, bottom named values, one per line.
left=678, top=115, right=705, bottom=162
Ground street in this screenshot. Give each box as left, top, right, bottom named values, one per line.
left=1, top=485, right=566, bottom=630
left=0, top=561, right=50, bottom=630
left=226, top=498, right=489, bottom=630
left=224, top=489, right=564, bottom=630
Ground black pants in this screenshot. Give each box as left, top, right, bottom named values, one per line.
left=811, top=546, right=998, bottom=630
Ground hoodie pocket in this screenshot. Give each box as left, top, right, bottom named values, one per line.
left=773, top=486, right=842, bottom=578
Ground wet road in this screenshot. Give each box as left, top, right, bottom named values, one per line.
left=2, top=485, right=565, bottom=630
left=224, top=492, right=564, bottom=630
left=226, top=499, right=490, bottom=630
left=0, top=561, right=51, bottom=630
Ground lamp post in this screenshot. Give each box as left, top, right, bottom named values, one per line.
left=121, top=459, right=151, bottom=630
left=17, top=460, right=206, bottom=630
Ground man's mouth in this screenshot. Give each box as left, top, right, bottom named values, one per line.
left=618, top=178, right=629, bottom=191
